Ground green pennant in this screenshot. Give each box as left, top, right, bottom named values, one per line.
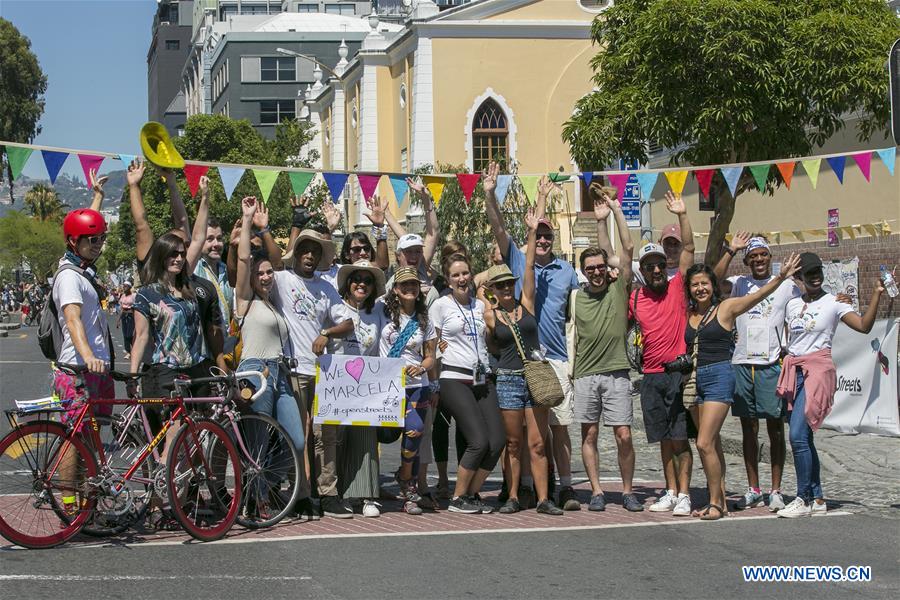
left=253, top=169, right=281, bottom=203
left=748, top=164, right=771, bottom=192
left=288, top=171, right=315, bottom=197
left=5, top=146, right=34, bottom=180
left=548, top=172, right=571, bottom=182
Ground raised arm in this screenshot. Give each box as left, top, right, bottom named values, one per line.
left=713, top=231, right=749, bottom=281
left=235, top=197, right=258, bottom=312
left=405, top=177, right=440, bottom=266
left=841, top=275, right=887, bottom=334
left=719, top=254, right=800, bottom=326
left=162, top=168, right=191, bottom=240
left=521, top=206, right=538, bottom=314
left=664, top=191, right=694, bottom=274
left=590, top=183, right=615, bottom=258
left=186, top=175, right=209, bottom=273
left=366, top=193, right=391, bottom=270
left=125, top=159, right=154, bottom=263
left=226, top=218, right=241, bottom=285
left=287, top=195, right=314, bottom=256
left=601, top=191, right=635, bottom=284
left=252, top=199, right=283, bottom=271
left=88, top=169, right=108, bottom=212
left=482, top=162, right=511, bottom=258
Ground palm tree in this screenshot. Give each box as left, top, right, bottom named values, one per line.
left=23, top=184, right=67, bottom=221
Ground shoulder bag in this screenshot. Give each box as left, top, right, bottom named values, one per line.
left=500, top=307, right=564, bottom=408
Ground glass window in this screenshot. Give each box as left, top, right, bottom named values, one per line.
left=325, top=4, right=355, bottom=15
left=296, top=3, right=318, bottom=11
left=472, top=99, right=509, bottom=173
left=260, top=100, right=296, bottom=124
left=261, top=57, right=296, bottom=82
left=165, top=40, right=180, bottom=51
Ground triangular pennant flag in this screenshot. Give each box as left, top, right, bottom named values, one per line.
left=323, top=172, right=349, bottom=204
left=801, top=159, right=821, bottom=189
left=549, top=172, right=571, bottom=183
left=5, top=146, right=34, bottom=180
left=663, top=170, right=688, bottom=196
left=518, top=175, right=540, bottom=206
left=775, top=161, right=796, bottom=190
left=719, top=166, right=743, bottom=198
left=606, top=173, right=631, bottom=201
left=842, top=225, right=856, bottom=240
left=826, top=156, right=845, bottom=184
left=183, top=164, right=210, bottom=197
left=388, top=175, right=409, bottom=207
left=635, top=172, right=659, bottom=201
left=78, top=154, right=105, bottom=188
left=357, top=174, right=382, bottom=202
left=580, top=172, right=594, bottom=187
left=495, top=174, right=514, bottom=205
left=217, top=166, right=245, bottom=201
left=693, top=169, right=715, bottom=198
left=876, top=147, right=895, bottom=175
left=41, top=150, right=68, bottom=184
left=117, top=154, right=136, bottom=170
left=253, top=169, right=280, bottom=203
left=422, top=175, right=449, bottom=206
left=288, top=171, right=316, bottom=197
left=851, top=152, right=871, bottom=182
left=748, top=164, right=770, bottom=192
left=456, top=173, right=481, bottom=204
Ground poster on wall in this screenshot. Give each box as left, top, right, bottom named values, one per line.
left=822, top=257, right=860, bottom=311
left=827, top=208, right=840, bottom=247
left=822, top=318, right=899, bottom=437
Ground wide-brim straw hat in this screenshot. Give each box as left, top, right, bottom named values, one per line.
left=282, top=229, right=335, bottom=270
left=337, top=260, right=386, bottom=298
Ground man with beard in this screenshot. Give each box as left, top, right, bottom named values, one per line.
left=629, top=191, right=695, bottom=517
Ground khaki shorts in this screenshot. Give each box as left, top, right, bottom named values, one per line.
left=573, top=370, right=633, bottom=426
left=547, top=358, right=575, bottom=427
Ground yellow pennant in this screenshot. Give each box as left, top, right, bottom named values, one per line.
left=664, top=170, right=689, bottom=196
left=422, top=175, right=448, bottom=206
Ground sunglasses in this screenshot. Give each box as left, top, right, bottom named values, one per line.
left=168, top=250, right=187, bottom=259
left=349, top=273, right=375, bottom=286
left=536, top=232, right=554, bottom=241
left=84, top=234, right=107, bottom=245
left=349, top=245, right=372, bottom=255
left=584, top=264, right=608, bottom=273
left=643, top=261, right=667, bottom=272
left=493, top=280, right=515, bottom=290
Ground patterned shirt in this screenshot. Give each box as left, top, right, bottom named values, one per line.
left=134, top=283, right=206, bottom=369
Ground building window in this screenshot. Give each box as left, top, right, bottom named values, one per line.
left=472, top=99, right=509, bottom=173
left=165, top=40, right=180, bottom=51
left=578, top=0, right=614, bottom=12
left=401, top=148, right=408, bottom=173
left=261, top=57, right=296, bottom=82
left=295, top=3, right=318, bottom=12
left=260, top=100, right=296, bottom=124
left=399, top=83, right=407, bottom=109
left=325, top=4, right=355, bottom=15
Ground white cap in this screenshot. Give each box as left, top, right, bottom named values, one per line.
left=638, top=242, right=666, bottom=263
left=396, top=233, right=424, bottom=252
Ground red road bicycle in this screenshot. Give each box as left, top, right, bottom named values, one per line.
left=0, top=364, right=260, bottom=548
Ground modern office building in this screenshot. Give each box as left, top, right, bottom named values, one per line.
left=148, top=1, right=194, bottom=133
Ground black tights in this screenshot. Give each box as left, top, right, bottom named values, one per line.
left=432, top=401, right=467, bottom=464
left=438, top=379, right=505, bottom=472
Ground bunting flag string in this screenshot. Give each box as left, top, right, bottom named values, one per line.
left=691, top=219, right=893, bottom=241
left=77, top=154, right=105, bottom=188
left=422, top=175, right=448, bottom=206
left=456, top=173, right=481, bottom=204
left=322, top=172, right=349, bottom=204
left=748, top=164, right=770, bottom=192
left=288, top=171, right=315, bottom=198
left=876, top=147, right=896, bottom=175
left=5, top=146, right=34, bottom=180
left=357, top=174, right=382, bottom=202
left=218, top=166, right=245, bottom=201
left=580, top=172, right=594, bottom=188
left=253, top=169, right=280, bottom=203
left=117, top=154, right=136, bottom=171
left=606, top=173, right=631, bottom=201
left=801, top=158, right=821, bottom=189
left=40, top=150, right=68, bottom=185
left=693, top=169, right=715, bottom=198
left=826, top=156, right=846, bottom=184
left=720, top=166, right=742, bottom=199
left=495, top=174, right=514, bottom=205
left=388, top=175, right=409, bottom=208
left=775, top=161, right=796, bottom=190
left=183, top=164, right=209, bottom=198
left=851, top=152, right=872, bottom=182
left=518, top=175, right=540, bottom=206
left=634, top=172, right=659, bottom=201
left=664, top=170, right=688, bottom=196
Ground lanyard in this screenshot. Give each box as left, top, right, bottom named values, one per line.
left=452, top=296, right=480, bottom=357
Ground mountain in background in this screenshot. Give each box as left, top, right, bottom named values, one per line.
left=0, top=171, right=127, bottom=217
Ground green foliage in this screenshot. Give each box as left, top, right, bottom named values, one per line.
left=0, top=210, right=66, bottom=282
left=94, top=221, right=134, bottom=277
left=563, top=0, right=900, bottom=262
left=0, top=18, right=48, bottom=203
left=23, top=183, right=67, bottom=221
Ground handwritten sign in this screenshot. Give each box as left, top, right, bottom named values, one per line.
left=313, top=355, right=407, bottom=427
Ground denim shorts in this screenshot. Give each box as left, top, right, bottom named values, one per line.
left=494, top=370, right=533, bottom=410
left=695, top=360, right=736, bottom=405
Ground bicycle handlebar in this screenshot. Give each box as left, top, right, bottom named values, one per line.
left=54, top=363, right=140, bottom=381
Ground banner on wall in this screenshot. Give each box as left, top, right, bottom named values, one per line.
left=822, top=318, right=900, bottom=437
left=313, top=355, right=407, bottom=427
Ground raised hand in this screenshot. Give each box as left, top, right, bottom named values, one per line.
left=482, top=161, right=500, bottom=194
left=321, top=199, right=342, bottom=232
left=290, top=194, right=310, bottom=210
left=665, top=190, right=686, bottom=215
left=89, top=168, right=109, bottom=195
left=778, top=253, right=801, bottom=280
left=537, top=175, right=557, bottom=199
left=241, top=196, right=258, bottom=219
left=406, top=176, right=429, bottom=198
left=591, top=184, right=615, bottom=221
left=126, top=157, right=146, bottom=187
left=198, top=175, right=209, bottom=198
left=729, top=231, right=751, bottom=252
left=524, top=206, right=539, bottom=231
left=366, top=193, right=387, bottom=226
left=252, top=197, right=270, bottom=229
left=229, top=217, right=242, bottom=247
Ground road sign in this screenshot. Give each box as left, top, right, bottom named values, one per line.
left=621, top=173, right=641, bottom=228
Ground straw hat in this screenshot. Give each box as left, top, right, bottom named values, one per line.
left=282, top=229, right=335, bottom=270
left=337, top=260, right=386, bottom=297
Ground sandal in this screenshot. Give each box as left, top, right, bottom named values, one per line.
left=700, top=504, right=724, bottom=521
left=691, top=504, right=710, bottom=518
left=417, top=490, right=440, bottom=511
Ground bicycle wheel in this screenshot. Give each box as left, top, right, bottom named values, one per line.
left=166, top=419, right=241, bottom=541
left=0, top=421, right=98, bottom=549
left=230, top=413, right=301, bottom=529
left=79, top=415, right=155, bottom=537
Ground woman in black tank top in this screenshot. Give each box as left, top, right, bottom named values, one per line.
left=684, top=257, right=801, bottom=520
left=483, top=205, right=563, bottom=516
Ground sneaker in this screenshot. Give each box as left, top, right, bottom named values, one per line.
left=362, top=500, right=381, bottom=518
left=672, top=494, right=692, bottom=516
left=536, top=499, right=564, bottom=515
left=649, top=490, right=677, bottom=512
left=293, top=498, right=320, bottom=522
left=472, top=493, right=494, bottom=514
left=398, top=478, right=422, bottom=503
left=588, top=493, right=606, bottom=512
left=402, top=500, right=423, bottom=515
left=558, top=486, right=581, bottom=511
left=518, top=486, right=536, bottom=510
left=498, top=498, right=522, bottom=514
left=320, top=495, right=353, bottom=519
left=736, top=487, right=764, bottom=510
left=777, top=496, right=811, bottom=518
left=622, top=493, right=644, bottom=512
left=447, top=496, right=481, bottom=514
left=497, top=480, right=510, bottom=504
left=768, top=490, right=786, bottom=512
left=811, top=499, right=827, bottom=516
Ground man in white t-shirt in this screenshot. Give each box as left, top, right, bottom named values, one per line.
left=714, top=233, right=800, bottom=512
left=271, top=229, right=354, bottom=519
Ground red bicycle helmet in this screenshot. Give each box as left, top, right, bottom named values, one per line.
left=63, top=209, right=107, bottom=244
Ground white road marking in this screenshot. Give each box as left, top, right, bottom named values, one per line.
left=0, top=574, right=312, bottom=581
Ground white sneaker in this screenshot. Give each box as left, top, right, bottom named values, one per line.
left=362, top=500, right=381, bottom=518
left=768, top=490, right=785, bottom=512
left=649, top=490, right=677, bottom=512
left=672, top=494, right=691, bottom=516
left=777, top=497, right=811, bottom=518
left=810, top=499, right=827, bottom=516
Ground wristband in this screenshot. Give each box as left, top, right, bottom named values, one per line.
left=725, top=247, right=736, bottom=257
left=291, top=206, right=313, bottom=229
left=255, top=227, right=270, bottom=238
left=371, top=225, right=388, bottom=241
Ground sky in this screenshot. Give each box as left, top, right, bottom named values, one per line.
left=0, top=0, right=159, bottom=178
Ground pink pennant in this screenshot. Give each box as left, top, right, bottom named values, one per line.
left=851, top=152, right=872, bottom=182
left=694, top=169, right=715, bottom=198
left=456, top=173, right=481, bottom=204
left=606, top=173, right=630, bottom=201
left=77, top=154, right=105, bottom=188
left=357, top=174, right=381, bottom=201
left=183, top=164, right=210, bottom=197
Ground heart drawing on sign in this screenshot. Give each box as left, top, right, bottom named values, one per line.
left=345, top=357, right=365, bottom=383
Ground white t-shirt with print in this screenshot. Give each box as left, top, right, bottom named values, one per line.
left=379, top=311, right=437, bottom=388
left=317, top=264, right=339, bottom=290
left=731, top=276, right=801, bottom=364
left=428, top=295, right=490, bottom=381
left=53, top=268, right=110, bottom=365
left=785, top=293, right=854, bottom=357
left=271, top=270, right=350, bottom=375
left=330, top=300, right=387, bottom=357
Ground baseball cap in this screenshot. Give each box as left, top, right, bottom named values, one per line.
left=638, top=242, right=667, bottom=263
left=797, top=252, right=823, bottom=275
left=660, top=223, right=681, bottom=243
left=537, top=218, right=554, bottom=230
left=396, top=233, right=424, bottom=252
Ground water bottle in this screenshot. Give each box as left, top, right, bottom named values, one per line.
left=880, top=265, right=898, bottom=298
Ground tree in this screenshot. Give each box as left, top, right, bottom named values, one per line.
left=0, top=18, right=48, bottom=204
left=563, top=0, right=900, bottom=264
left=0, top=210, right=65, bottom=282
left=23, top=183, right=67, bottom=221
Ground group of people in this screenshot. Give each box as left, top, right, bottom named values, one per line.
left=46, top=157, right=889, bottom=523
left=1, top=280, right=46, bottom=324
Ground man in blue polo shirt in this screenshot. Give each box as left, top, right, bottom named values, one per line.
left=484, top=162, right=582, bottom=511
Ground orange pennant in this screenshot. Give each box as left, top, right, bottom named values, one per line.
left=775, top=161, right=796, bottom=190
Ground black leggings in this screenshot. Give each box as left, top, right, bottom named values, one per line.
left=431, top=401, right=467, bottom=464
left=438, top=379, right=505, bottom=472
